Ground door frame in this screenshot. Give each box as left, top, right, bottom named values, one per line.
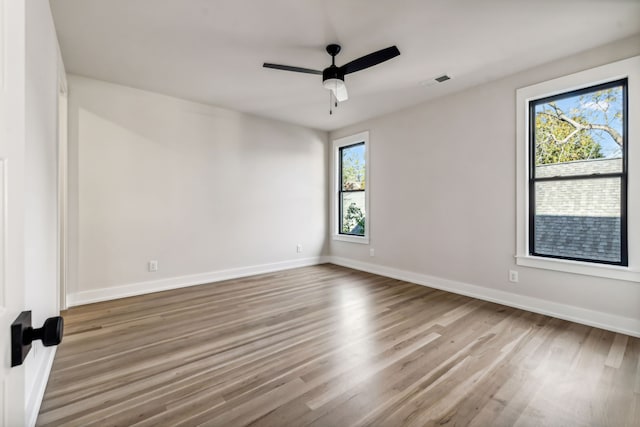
left=0, top=0, right=27, bottom=424
left=57, top=50, right=68, bottom=311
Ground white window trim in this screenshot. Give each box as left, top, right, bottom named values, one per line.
left=516, top=55, right=640, bottom=282
left=332, top=131, right=370, bottom=244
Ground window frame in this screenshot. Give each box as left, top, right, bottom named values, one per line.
left=338, top=142, right=366, bottom=237
left=528, top=78, right=628, bottom=266
left=516, top=55, right=640, bottom=282
left=332, top=131, right=369, bottom=244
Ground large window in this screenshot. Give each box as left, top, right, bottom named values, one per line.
left=516, top=55, right=639, bottom=282
left=333, top=132, right=369, bottom=243
left=529, top=79, right=627, bottom=265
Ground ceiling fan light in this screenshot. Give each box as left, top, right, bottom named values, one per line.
left=323, top=77, right=348, bottom=102
left=322, top=78, right=345, bottom=91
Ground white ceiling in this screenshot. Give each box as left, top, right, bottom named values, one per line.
left=50, top=0, right=640, bottom=131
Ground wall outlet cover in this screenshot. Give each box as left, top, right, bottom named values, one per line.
left=509, top=270, right=519, bottom=283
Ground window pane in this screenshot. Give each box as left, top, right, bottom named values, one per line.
left=340, top=191, right=365, bottom=235
left=341, top=143, right=365, bottom=191
left=534, top=178, right=621, bottom=263
left=533, top=84, right=624, bottom=178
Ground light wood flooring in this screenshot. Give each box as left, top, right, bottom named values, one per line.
left=38, top=264, right=640, bottom=426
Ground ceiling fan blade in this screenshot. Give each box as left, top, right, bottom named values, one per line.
left=263, top=63, right=322, bottom=75
left=340, top=46, right=400, bottom=75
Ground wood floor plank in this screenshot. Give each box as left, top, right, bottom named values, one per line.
left=605, top=333, right=629, bottom=368
left=37, top=264, right=640, bottom=426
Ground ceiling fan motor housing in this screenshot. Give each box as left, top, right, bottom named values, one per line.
left=322, top=65, right=344, bottom=85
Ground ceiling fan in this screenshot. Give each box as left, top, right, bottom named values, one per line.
left=263, top=44, right=400, bottom=104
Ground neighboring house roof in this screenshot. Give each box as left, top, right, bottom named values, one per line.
left=534, top=158, right=622, bottom=262
left=535, top=158, right=621, bottom=217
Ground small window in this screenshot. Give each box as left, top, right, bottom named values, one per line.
left=339, top=142, right=366, bottom=236
left=333, top=132, right=369, bottom=243
left=529, top=79, right=628, bottom=265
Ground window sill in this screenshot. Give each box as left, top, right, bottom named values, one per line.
left=516, top=255, right=640, bottom=283
left=333, top=234, right=369, bottom=244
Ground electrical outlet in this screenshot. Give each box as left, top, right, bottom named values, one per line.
left=370, top=248, right=375, bottom=257
left=509, top=270, right=518, bottom=283
left=148, top=260, right=158, bottom=272
left=296, top=244, right=302, bottom=253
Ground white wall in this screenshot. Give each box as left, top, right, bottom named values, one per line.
left=330, top=34, right=640, bottom=335
left=65, top=35, right=639, bottom=335
left=67, top=76, right=328, bottom=304
left=24, top=0, right=61, bottom=423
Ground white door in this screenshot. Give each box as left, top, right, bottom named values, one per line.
left=0, top=0, right=27, bottom=425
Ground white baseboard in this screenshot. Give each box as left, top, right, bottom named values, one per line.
left=67, top=256, right=329, bottom=307
left=328, top=256, right=640, bottom=338
left=66, top=254, right=639, bottom=337
left=26, top=346, right=57, bottom=427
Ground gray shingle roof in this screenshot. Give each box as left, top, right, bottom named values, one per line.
left=534, top=158, right=622, bottom=262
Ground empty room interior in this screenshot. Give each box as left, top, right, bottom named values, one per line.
left=3, top=0, right=640, bottom=426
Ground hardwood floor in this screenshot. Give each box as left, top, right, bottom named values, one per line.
left=38, top=264, right=640, bottom=426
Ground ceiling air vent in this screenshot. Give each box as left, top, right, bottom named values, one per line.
left=435, top=75, right=450, bottom=83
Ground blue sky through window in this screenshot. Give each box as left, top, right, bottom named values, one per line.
left=345, top=144, right=365, bottom=164
left=536, top=85, right=624, bottom=158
